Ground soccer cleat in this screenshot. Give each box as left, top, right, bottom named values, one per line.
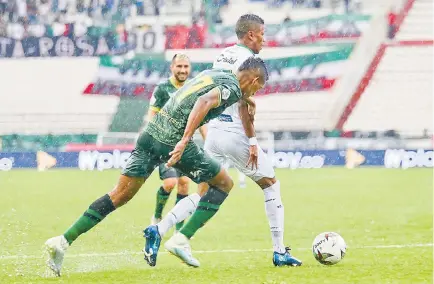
left=165, top=232, right=200, bottom=267
left=273, top=247, right=302, bottom=267
left=44, top=235, right=69, bottom=276
left=150, top=216, right=161, bottom=226
left=143, top=225, right=161, bottom=267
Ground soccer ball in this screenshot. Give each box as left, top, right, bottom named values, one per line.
left=312, top=232, right=346, bottom=265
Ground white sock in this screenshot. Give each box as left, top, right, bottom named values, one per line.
left=263, top=181, right=286, bottom=254
left=238, top=170, right=246, bottom=188
left=156, top=193, right=201, bottom=237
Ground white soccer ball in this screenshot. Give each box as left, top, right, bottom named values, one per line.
left=312, top=232, right=347, bottom=265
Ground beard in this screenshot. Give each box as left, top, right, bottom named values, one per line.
left=174, top=73, right=188, bottom=83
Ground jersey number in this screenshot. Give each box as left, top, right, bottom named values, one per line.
left=176, top=75, right=214, bottom=102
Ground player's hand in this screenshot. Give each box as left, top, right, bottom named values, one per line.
left=167, top=140, right=188, bottom=167
left=246, top=145, right=258, bottom=170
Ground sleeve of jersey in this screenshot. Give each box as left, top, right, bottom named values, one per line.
left=149, top=87, right=165, bottom=111
left=216, top=82, right=242, bottom=106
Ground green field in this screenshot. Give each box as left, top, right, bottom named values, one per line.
left=0, top=168, right=432, bottom=283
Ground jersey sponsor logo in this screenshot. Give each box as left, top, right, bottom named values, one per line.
left=216, top=54, right=238, bottom=65
left=0, top=157, right=13, bottom=171
left=78, top=150, right=131, bottom=171
left=159, top=109, right=182, bottom=128
left=273, top=152, right=325, bottom=169
left=384, top=149, right=433, bottom=169
left=217, top=114, right=233, bottom=122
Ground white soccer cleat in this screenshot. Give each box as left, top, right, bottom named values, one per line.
left=150, top=216, right=161, bottom=226
left=165, top=232, right=200, bottom=267
left=44, top=235, right=69, bottom=276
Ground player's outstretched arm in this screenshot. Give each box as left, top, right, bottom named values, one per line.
left=167, top=87, right=221, bottom=166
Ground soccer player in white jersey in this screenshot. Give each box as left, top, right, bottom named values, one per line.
left=143, top=14, right=302, bottom=268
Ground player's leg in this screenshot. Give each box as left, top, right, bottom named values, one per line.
left=222, top=131, right=302, bottom=266
left=174, top=175, right=190, bottom=231
left=45, top=138, right=159, bottom=276
left=255, top=175, right=300, bottom=266
left=153, top=132, right=226, bottom=238
left=238, top=170, right=247, bottom=188
left=164, top=167, right=233, bottom=267
left=163, top=142, right=234, bottom=267
left=151, top=165, right=178, bottom=225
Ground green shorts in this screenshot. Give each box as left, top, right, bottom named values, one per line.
left=122, top=131, right=221, bottom=183
left=158, top=164, right=185, bottom=180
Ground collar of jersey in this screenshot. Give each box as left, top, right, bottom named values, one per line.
left=169, top=77, right=183, bottom=89
left=236, top=43, right=255, bottom=55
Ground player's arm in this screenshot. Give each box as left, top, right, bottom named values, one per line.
left=198, top=124, right=208, bottom=140
left=167, top=87, right=221, bottom=166
left=239, top=100, right=258, bottom=170
left=243, top=96, right=256, bottom=121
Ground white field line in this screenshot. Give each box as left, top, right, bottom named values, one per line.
left=0, top=243, right=432, bottom=261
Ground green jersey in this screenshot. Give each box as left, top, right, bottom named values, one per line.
left=146, top=69, right=242, bottom=145
left=149, top=77, right=182, bottom=112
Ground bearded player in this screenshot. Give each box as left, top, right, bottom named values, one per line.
left=148, top=54, right=206, bottom=231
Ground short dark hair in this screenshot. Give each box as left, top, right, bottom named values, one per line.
left=235, top=14, right=265, bottom=39
left=238, top=57, right=269, bottom=82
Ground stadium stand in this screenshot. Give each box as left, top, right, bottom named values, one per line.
left=0, top=0, right=431, bottom=150
left=0, top=58, right=119, bottom=135
left=343, top=0, right=433, bottom=134
left=219, top=0, right=401, bottom=25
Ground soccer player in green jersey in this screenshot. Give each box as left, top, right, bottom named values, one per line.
left=148, top=53, right=206, bottom=231
left=44, top=56, right=268, bottom=276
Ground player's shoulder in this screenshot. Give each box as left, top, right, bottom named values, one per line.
left=209, top=70, right=241, bottom=94
left=153, top=78, right=171, bottom=93
left=156, top=77, right=171, bottom=87
left=223, top=44, right=253, bottom=53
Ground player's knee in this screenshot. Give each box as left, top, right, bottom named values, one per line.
left=225, top=178, right=234, bottom=191
left=216, top=176, right=234, bottom=193
left=177, top=177, right=190, bottom=195
left=256, top=177, right=276, bottom=189
left=197, top=182, right=209, bottom=196
left=163, top=178, right=177, bottom=192
left=208, top=169, right=234, bottom=193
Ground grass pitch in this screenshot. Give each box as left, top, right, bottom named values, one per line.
left=0, top=168, right=432, bottom=283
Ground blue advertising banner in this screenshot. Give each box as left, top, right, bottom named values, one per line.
left=0, top=35, right=132, bottom=58
left=0, top=149, right=432, bottom=171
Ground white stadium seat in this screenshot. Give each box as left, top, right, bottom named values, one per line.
left=344, top=45, right=433, bottom=132
left=0, top=58, right=119, bottom=134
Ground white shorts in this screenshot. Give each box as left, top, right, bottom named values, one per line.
left=204, top=128, right=275, bottom=181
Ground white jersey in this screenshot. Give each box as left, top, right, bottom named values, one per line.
left=208, top=44, right=255, bottom=134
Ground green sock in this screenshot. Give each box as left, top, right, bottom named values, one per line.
left=63, top=194, right=115, bottom=245
left=175, top=193, right=188, bottom=231
left=180, top=187, right=228, bottom=239
left=154, top=187, right=171, bottom=219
